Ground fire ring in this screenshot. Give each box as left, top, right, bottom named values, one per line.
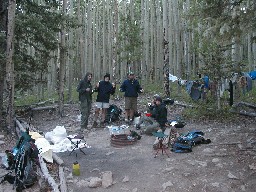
left=110, top=134, right=137, bottom=147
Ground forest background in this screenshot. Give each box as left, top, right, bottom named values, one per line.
left=0, top=0, right=256, bottom=132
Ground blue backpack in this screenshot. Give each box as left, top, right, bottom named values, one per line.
left=172, top=131, right=211, bottom=153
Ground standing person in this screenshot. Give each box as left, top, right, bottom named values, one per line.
left=76, top=72, right=93, bottom=131
left=92, top=73, right=116, bottom=127
left=120, top=71, right=143, bottom=123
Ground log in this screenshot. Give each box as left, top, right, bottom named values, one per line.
left=230, top=109, right=256, bottom=117
left=174, top=101, right=194, bottom=108
left=52, top=153, right=64, bottom=165
left=232, top=102, right=256, bottom=109
left=31, top=104, right=71, bottom=111
left=59, top=166, right=67, bottom=192
left=15, top=117, right=26, bottom=137
left=38, top=155, right=60, bottom=192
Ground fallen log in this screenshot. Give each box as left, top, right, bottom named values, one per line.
left=232, top=102, right=256, bottom=109
left=59, top=166, right=67, bottom=192
left=39, top=155, right=60, bottom=192
left=230, top=101, right=256, bottom=117
left=15, top=117, right=26, bottom=137
left=230, top=109, right=256, bottom=117
left=53, top=153, right=64, bottom=165
left=31, top=104, right=71, bottom=111
left=174, top=101, right=194, bottom=108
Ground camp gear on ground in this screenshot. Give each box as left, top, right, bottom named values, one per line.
left=72, top=161, right=80, bottom=176
left=105, top=104, right=122, bottom=123
left=171, top=131, right=211, bottom=153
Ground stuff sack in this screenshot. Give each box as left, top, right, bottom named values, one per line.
left=105, top=104, right=122, bottom=123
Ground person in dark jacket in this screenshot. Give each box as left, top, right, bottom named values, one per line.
left=143, top=96, right=168, bottom=135
left=120, top=71, right=143, bottom=123
left=76, top=72, right=93, bottom=130
left=92, top=73, right=116, bottom=127
left=135, top=94, right=159, bottom=129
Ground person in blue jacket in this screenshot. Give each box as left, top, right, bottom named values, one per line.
left=120, top=71, right=143, bottom=123
left=92, top=73, right=116, bottom=127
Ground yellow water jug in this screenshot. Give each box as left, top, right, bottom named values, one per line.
left=72, top=161, right=80, bottom=176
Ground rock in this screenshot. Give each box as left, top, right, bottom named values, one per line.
left=88, top=177, right=102, bottom=188
left=163, top=167, right=174, bottom=173
left=228, top=172, right=239, bottom=179
left=162, top=181, right=173, bottom=190
left=202, top=148, right=214, bottom=153
left=212, top=158, right=220, bottom=163
left=216, top=163, right=223, bottom=168
left=76, top=179, right=90, bottom=187
left=183, top=172, right=191, bottom=177
left=132, top=188, right=138, bottom=192
left=0, top=135, right=4, bottom=139
left=101, top=171, right=113, bottom=188
left=237, top=144, right=243, bottom=149
left=240, top=185, right=246, bottom=191
left=122, top=176, right=129, bottom=182
left=0, top=141, right=5, bottom=145
left=90, top=168, right=100, bottom=173
left=249, top=163, right=256, bottom=170
left=196, top=160, right=207, bottom=167
left=211, top=182, right=220, bottom=187
left=106, top=151, right=115, bottom=156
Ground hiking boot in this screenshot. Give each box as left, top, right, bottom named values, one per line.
left=135, top=124, right=141, bottom=130
left=92, top=121, right=98, bottom=128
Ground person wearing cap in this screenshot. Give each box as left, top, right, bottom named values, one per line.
left=135, top=94, right=160, bottom=129
left=92, top=73, right=116, bottom=127
left=120, top=71, right=143, bottom=123
left=77, top=72, right=93, bottom=131
left=143, top=96, right=168, bottom=135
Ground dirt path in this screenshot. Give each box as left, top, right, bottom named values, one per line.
left=1, top=99, right=256, bottom=192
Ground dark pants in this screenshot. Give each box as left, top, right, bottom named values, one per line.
left=80, top=99, right=92, bottom=129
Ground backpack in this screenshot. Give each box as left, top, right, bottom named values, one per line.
left=6, top=129, right=39, bottom=191
left=105, top=104, right=122, bottom=123
left=171, top=131, right=211, bottom=153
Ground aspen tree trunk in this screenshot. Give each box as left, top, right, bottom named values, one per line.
left=140, top=0, right=146, bottom=81
left=58, top=0, right=67, bottom=117
left=112, top=0, right=118, bottom=84
left=168, top=0, right=174, bottom=75
left=163, top=0, right=170, bottom=98
left=67, top=0, right=74, bottom=102
left=144, top=0, right=150, bottom=82
left=87, top=0, right=93, bottom=73
left=76, top=0, right=83, bottom=79
left=0, top=0, right=7, bottom=130
left=92, top=1, right=98, bottom=82
left=6, top=0, right=16, bottom=130
left=102, top=1, right=107, bottom=75
left=156, top=0, right=163, bottom=82
left=150, top=0, right=155, bottom=82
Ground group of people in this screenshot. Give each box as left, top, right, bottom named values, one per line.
left=76, top=71, right=168, bottom=136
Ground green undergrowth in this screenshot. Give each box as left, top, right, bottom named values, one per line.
left=14, top=81, right=256, bottom=122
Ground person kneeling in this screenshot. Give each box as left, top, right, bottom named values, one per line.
left=141, top=96, right=168, bottom=135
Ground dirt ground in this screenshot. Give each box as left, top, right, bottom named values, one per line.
left=1, top=95, right=256, bottom=192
